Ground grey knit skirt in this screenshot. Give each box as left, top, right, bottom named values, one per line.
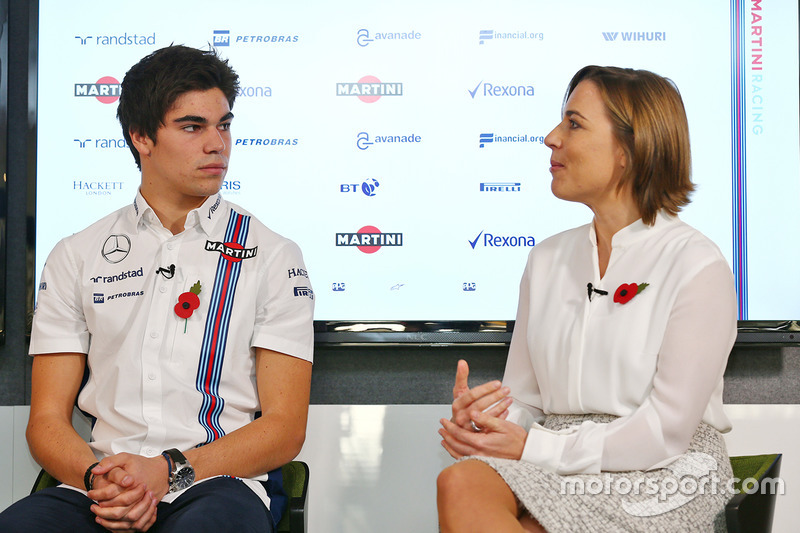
left=469, top=414, right=732, bottom=532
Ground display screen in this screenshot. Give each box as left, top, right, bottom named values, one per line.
left=36, top=1, right=799, bottom=333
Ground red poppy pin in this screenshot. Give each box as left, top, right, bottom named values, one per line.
left=613, top=282, right=649, bottom=305
left=175, top=281, right=202, bottom=333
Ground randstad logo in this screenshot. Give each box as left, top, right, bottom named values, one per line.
left=337, top=76, right=403, bottom=103
left=74, top=33, right=156, bottom=46
left=602, top=31, right=667, bottom=42
left=357, top=132, right=421, bottom=151
left=356, top=28, right=422, bottom=47
left=468, top=81, right=535, bottom=99
left=73, top=138, right=128, bottom=149
left=468, top=230, right=535, bottom=249
left=74, top=76, right=121, bottom=104
left=479, top=133, right=545, bottom=148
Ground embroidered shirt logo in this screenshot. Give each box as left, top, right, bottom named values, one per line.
left=102, top=234, right=131, bottom=264
left=204, top=240, right=258, bottom=262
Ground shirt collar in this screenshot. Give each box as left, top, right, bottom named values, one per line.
left=589, top=210, right=679, bottom=248
left=126, top=190, right=227, bottom=236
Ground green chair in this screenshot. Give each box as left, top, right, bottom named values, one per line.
left=31, top=460, right=309, bottom=533
left=726, top=454, right=782, bottom=533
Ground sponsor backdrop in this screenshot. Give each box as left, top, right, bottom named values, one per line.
left=37, top=0, right=798, bottom=321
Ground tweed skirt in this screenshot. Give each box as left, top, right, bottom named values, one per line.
left=469, top=414, right=732, bottom=532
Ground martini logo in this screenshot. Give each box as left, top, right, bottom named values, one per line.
left=336, top=226, right=403, bottom=254
left=204, top=240, right=258, bottom=262
left=337, top=76, right=403, bottom=103
left=75, top=76, right=121, bottom=104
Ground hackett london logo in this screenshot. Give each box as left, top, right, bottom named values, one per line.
left=205, top=240, right=258, bottom=262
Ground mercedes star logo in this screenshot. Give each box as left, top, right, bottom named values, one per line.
left=102, top=234, right=131, bottom=264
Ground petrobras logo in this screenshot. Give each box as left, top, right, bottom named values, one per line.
left=336, top=225, right=403, bottom=254
left=340, top=178, right=380, bottom=196
left=601, top=31, right=667, bottom=42
left=480, top=182, right=521, bottom=192
left=74, top=180, right=125, bottom=196
left=357, top=131, right=421, bottom=151
left=90, top=267, right=144, bottom=284
left=479, top=29, right=544, bottom=44
left=213, top=30, right=231, bottom=47
left=93, top=290, right=144, bottom=304
left=94, top=293, right=104, bottom=304
left=74, top=32, right=156, bottom=46
left=337, top=76, right=403, bottom=103
left=332, top=282, right=346, bottom=292
left=73, top=138, right=128, bottom=149
left=479, top=133, right=545, bottom=148
left=293, top=286, right=314, bottom=299
left=234, top=137, right=299, bottom=148
left=211, top=29, right=299, bottom=47
left=74, top=76, right=121, bottom=104
left=467, top=81, right=535, bottom=99
left=463, top=282, right=477, bottom=292
left=468, top=230, right=535, bottom=249
left=356, top=28, right=422, bottom=47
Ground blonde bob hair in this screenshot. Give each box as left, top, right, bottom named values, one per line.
left=565, top=66, right=694, bottom=225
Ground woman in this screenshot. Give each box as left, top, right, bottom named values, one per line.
left=437, top=66, right=737, bottom=532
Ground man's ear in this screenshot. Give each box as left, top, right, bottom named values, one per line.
left=129, top=129, right=154, bottom=158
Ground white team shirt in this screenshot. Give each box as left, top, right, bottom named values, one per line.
left=504, top=212, right=737, bottom=475
left=30, top=191, right=314, bottom=504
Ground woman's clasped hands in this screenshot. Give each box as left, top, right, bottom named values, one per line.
left=439, top=359, right=528, bottom=461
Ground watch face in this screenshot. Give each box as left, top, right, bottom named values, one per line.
left=171, top=466, right=196, bottom=492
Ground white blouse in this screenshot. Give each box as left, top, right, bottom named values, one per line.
left=503, top=212, right=737, bottom=475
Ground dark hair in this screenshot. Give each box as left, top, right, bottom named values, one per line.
left=565, top=66, right=694, bottom=225
left=117, top=45, right=240, bottom=169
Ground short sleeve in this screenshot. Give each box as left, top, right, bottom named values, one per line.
left=251, top=239, right=315, bottom=362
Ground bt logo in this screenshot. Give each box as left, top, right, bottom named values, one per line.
left=340, top=178, right=380, bottom=196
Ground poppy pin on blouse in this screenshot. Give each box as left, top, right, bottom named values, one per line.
left=613, top=282, right=649, bottom=305
left=175, top=281, right=202, bottom=333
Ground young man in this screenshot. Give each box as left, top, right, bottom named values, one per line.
left=0, top=45, right=314, bottom=532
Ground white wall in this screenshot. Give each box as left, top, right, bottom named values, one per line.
left=2, top=405, right=797, bottom=532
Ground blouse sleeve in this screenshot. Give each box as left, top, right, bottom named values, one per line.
left=502, top=255, right=546, bottom=429
left=517, top=259, right=737, bottom=474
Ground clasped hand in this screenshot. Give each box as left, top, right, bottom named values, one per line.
left=86, top=453, right=169, bottom=531
left=439, top=360, right=527, bottom=460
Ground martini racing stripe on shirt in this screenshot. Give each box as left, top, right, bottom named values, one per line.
left=196, top=210, right=251, bottom=443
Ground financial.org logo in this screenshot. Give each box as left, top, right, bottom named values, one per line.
left=479, top=30, right=544, bottom=44
left=602, top=31, right=667, bottom=42
left=468, top=230, right=535, bottom=249
left=357, top=28, right=422, bottom=47
left=337, top=76, right=403, bottom=103
left=479, top=133, right=545, bottom=148
left=74, top=76, right=121, bottom=104
left=336, top=226, right=403, bottom=254
left=468, top=81, right=535, bottom=99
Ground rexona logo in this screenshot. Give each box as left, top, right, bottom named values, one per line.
left=336, top=226, right=403, bottom=254
left=337, top=76, right=403, bottom=103
left=75, top=76, right=121, bottom=104
left=479, top=133, right=545, bottom=148
left=468, top=81, right=535, bottom=99
left=340, top=178, right=380, bottom=196
left=602, top=31, right=667, bottom=42
left=356, top=28, right=422, bottom=47
left=468, top=230, right=535, bottom=249
left=357, top=131, right=421, bottom=150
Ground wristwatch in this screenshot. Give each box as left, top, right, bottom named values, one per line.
left=162, top=448, right=196, bottom=493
